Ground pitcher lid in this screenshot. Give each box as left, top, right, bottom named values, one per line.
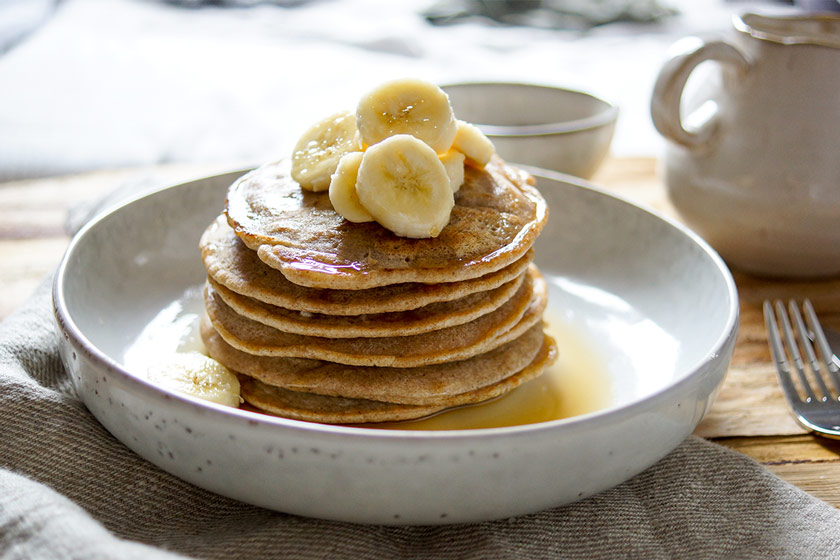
left=734, top=12, right=840, bottom=48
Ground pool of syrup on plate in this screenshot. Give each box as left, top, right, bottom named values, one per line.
left=124, top=288, right=613, bottom=430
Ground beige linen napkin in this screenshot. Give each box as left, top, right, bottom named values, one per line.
left=2, top=278, right=840, bottom=559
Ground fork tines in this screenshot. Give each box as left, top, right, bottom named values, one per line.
left=764, top=299, right=840, bottom=405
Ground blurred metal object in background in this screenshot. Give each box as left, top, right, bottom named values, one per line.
left=162, top=0, right=312, bottom=7
left=424, top=0, right=678, bottom=30
left=0, top=0, right=59, bottom=54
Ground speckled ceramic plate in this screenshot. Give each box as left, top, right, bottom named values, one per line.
left=53, top=168, right=738, bottom=525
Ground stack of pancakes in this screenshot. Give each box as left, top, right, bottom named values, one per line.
left=199, top=155, right=557, bottom=424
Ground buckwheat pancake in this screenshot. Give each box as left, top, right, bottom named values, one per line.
left=238, top=337, right=557, bottom=424
left=207, top=270, right=524, bottom=338
left=225, top=155, right=547, bottom=290
left=204, top=266, right=547, bottom=367
left=201, top=320, right=546, bottom=404
left=201, top=216, right=533, bottom=316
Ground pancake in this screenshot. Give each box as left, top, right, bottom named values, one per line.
left=225, top=155, right=547, bottom=290
left=240, top=377, right=444, bottom=425
left=205, top=266, right=547, bottom=367
left=201, top=215, right=534, bottom=316
left=201, top=320, right=546, bottom=405
left=238, top=335, right=557, bottom=424
left=207, top=270, right=524, bottom=338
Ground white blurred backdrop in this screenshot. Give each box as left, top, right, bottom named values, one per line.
left=0, top=0, right=803, bottom=180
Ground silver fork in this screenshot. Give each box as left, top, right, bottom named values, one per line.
left=764, top=299, right=840, bottom=439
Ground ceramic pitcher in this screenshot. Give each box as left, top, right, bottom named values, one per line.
left=651, top=12, right=840, bottom=278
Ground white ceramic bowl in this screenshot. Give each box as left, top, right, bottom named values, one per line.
left=53, top=168, right=737, bottom=525
left=442, top=82, right=618, bottom=179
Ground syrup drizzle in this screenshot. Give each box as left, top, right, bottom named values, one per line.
left=124, top=290, right=612, bottom=431
left=361, top=313, right=612, bottom=430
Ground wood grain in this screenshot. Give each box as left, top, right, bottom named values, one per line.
left=2, top=156, right=838, bottom=507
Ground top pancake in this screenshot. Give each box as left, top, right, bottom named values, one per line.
left=225, top=155, right=547, bottom=290
left=200, top=215, right=533, bottom=316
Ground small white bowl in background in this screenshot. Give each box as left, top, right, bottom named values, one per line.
left=442, top=82, right=618, bottom=179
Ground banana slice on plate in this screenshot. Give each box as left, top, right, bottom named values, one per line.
left=145, top=352, right=242, bottom=408
left=291, top=111, right=360, bottom=191
left=329, top=151, right=374, bottom=223
left=356, top=78, right=458, bottom=154
left=439, top=150, right=466, bottom=193
left=452, top=120, right=495, bottom=166
left=356, top=134, right=454, bottom=239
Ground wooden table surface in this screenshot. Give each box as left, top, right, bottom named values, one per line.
left=2, top=156, right=839, bottom=507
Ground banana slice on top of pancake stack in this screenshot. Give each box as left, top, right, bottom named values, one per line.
left=197, top=78, right=557, bottom=424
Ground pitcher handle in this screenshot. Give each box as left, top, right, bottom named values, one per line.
left=651, top=37, right=749, bottom=149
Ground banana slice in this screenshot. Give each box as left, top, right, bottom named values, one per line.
left=452, top=120, right=495, bottom=166
left=291, top=111, right=360, bottom=191
left=356, top=134, right=454, bottom=239
left=439, top=150, right=465, bottom=193
left=329, top=152, right=374, bottom=223
left=356, top=78, right=458, bottom=154
left=145, top=352, right=242, bottom=408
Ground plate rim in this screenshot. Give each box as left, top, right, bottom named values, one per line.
left=53, top=165, right=739, bottom=442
